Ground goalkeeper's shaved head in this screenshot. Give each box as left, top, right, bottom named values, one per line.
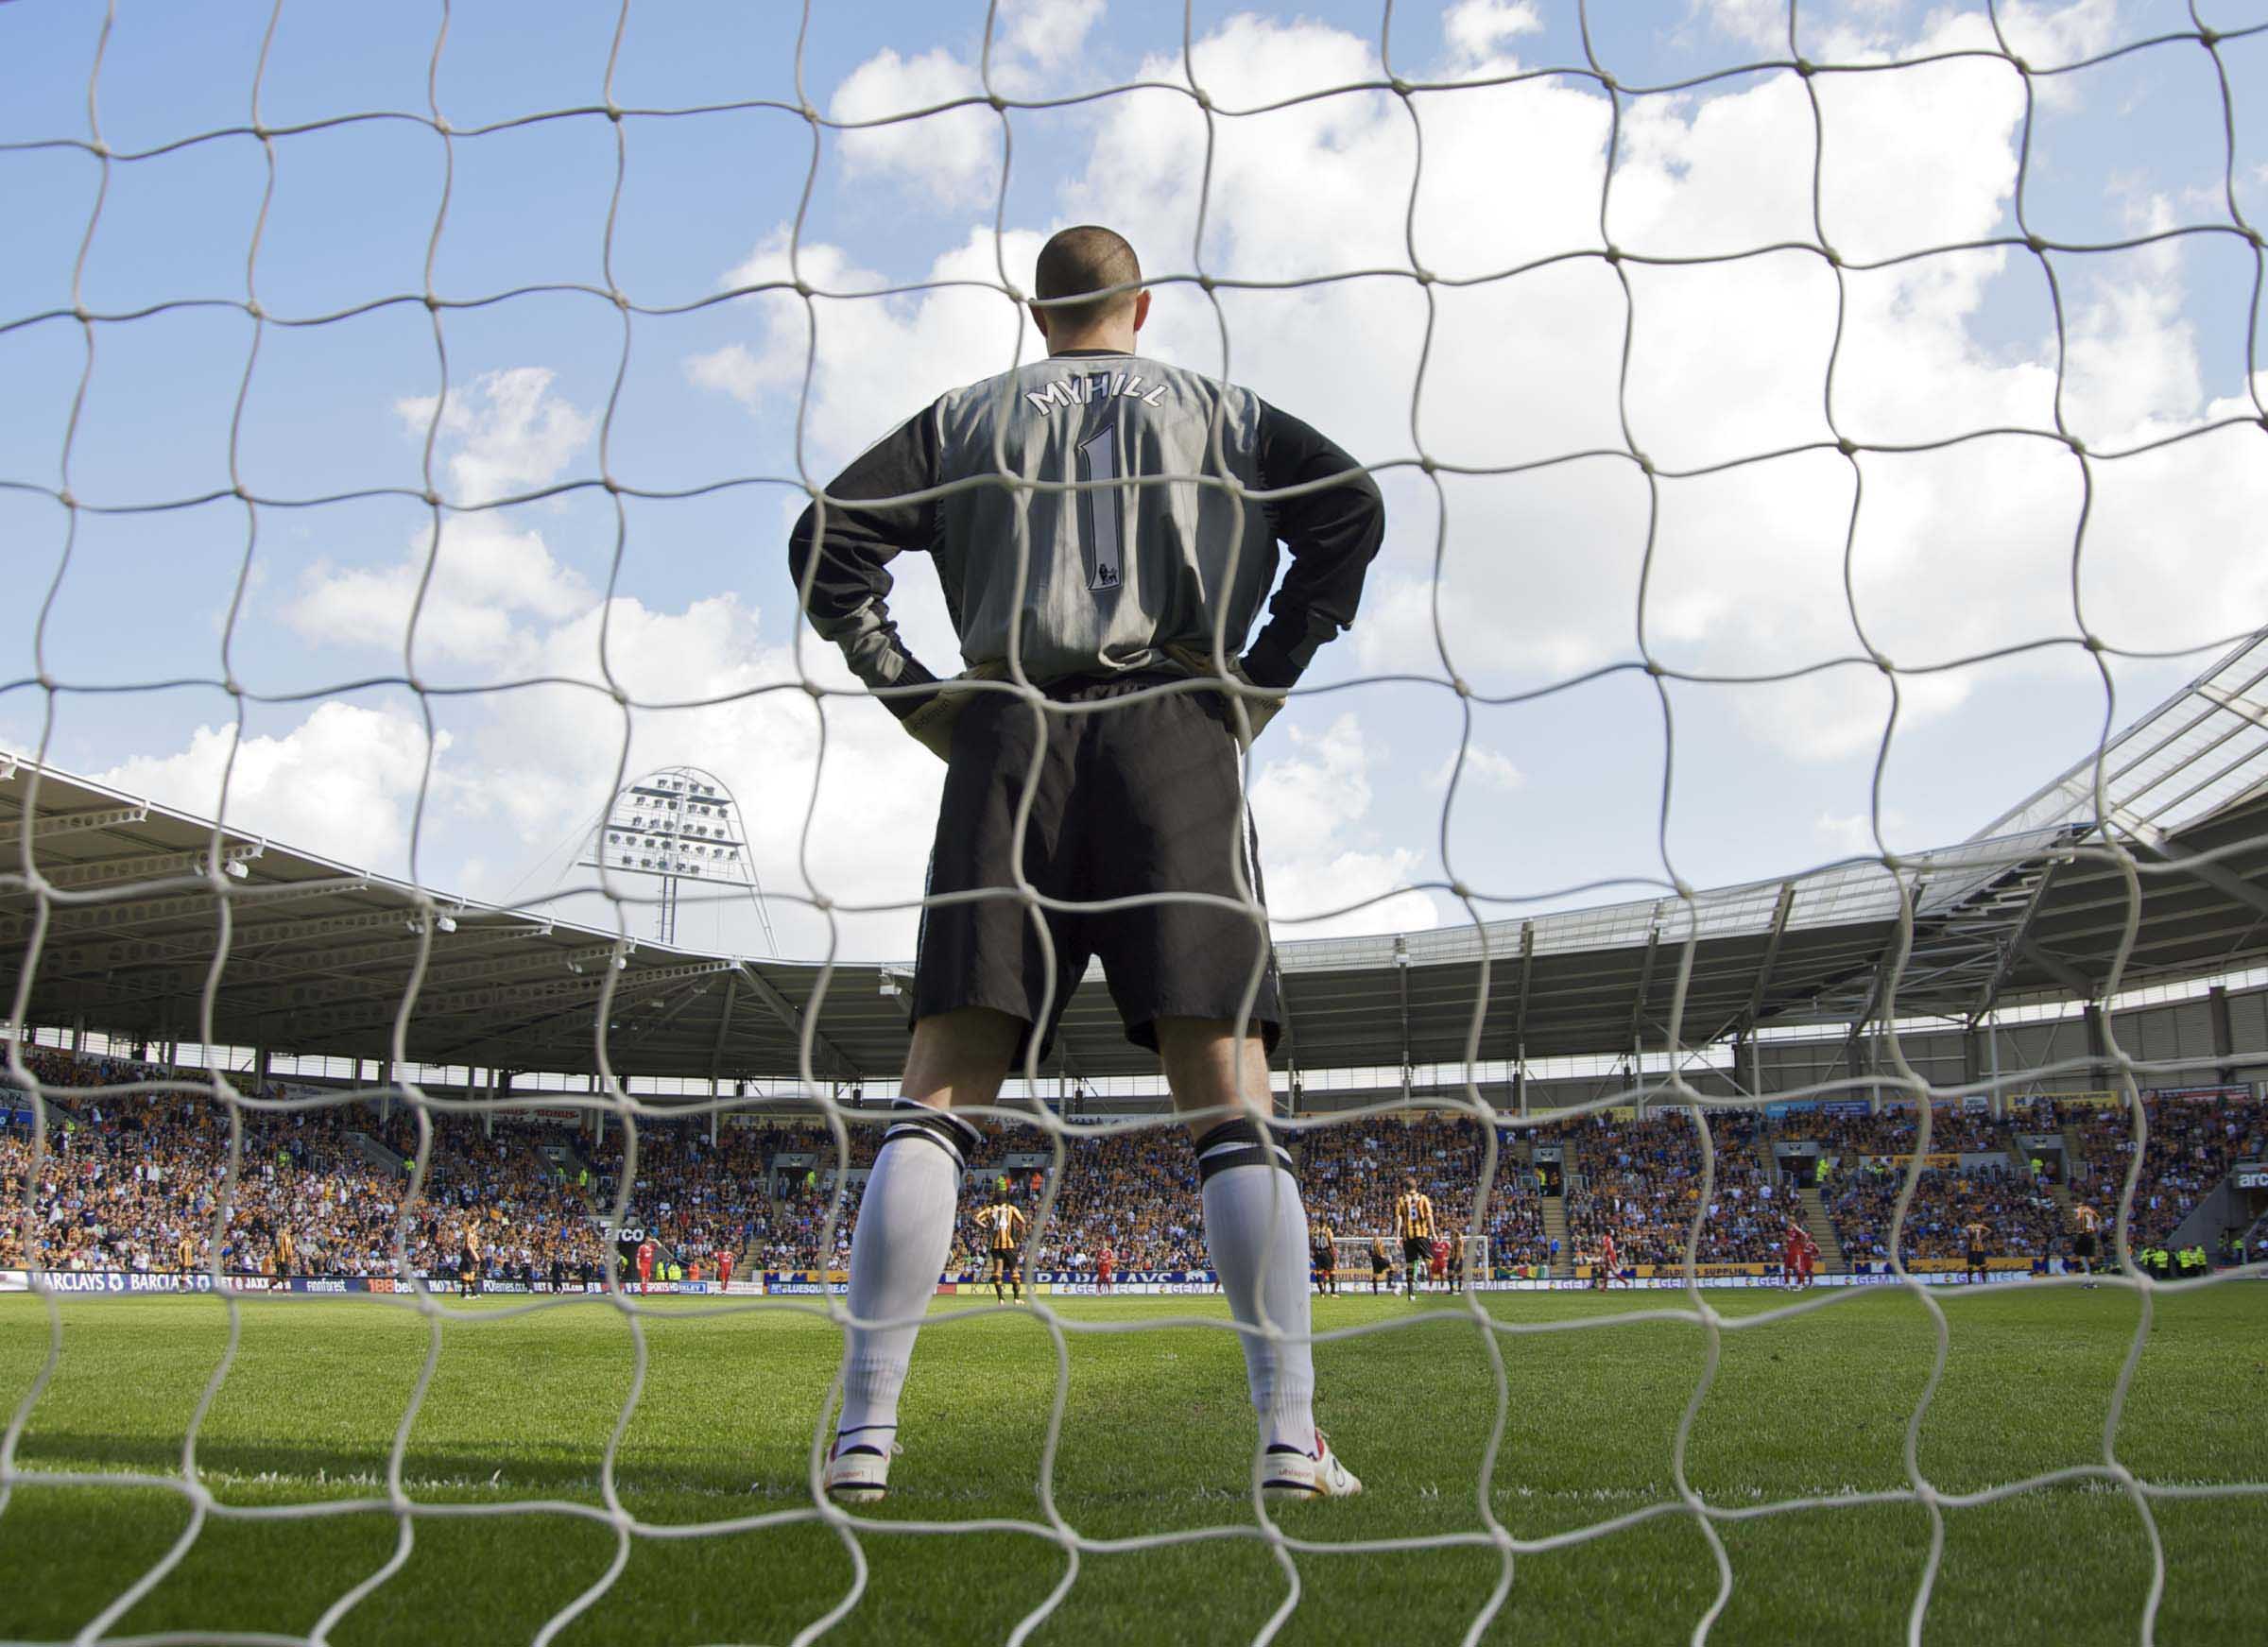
left=1032, top=225, right=1147, bottom=346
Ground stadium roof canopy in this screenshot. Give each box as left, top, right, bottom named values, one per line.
left=5, top=636, right=2267, bottom=1086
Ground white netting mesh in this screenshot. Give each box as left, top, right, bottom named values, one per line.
left=4, top=1, right=2267, bottom=1642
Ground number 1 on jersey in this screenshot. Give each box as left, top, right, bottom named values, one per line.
left=1076, top=426, right=1122, bottom=592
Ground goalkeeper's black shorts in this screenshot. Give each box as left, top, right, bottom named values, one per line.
left=912, top=669, right=1283, bottom=1065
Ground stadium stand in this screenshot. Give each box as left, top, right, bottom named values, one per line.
left=2069, top=1089, right=2268, bottom=1247
left=1557, top=1112, right=1794, bottom=1268
left=1822, top=1164, right=2065, bottom=1267
left=9, top=1041, right=2259, bottom=1282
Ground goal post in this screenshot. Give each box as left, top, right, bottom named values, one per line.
left=1331, top=1233, right=1488, bottom=1285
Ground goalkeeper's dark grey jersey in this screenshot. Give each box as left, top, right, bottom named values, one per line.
left=788, top=349, right=1384, bottom=700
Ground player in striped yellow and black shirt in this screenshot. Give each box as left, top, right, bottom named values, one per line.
left=1393, top=1177, right=1436, bottom=1299
left=977, top=1198, right=1028, bottom=1303
left=1309, top=1218, right=1338, bottom=1296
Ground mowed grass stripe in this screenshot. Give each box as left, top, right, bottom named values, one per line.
left=0, top=1286, right=2262, bottom=1644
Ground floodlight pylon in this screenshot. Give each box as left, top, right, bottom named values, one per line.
left=576, top=765, right=778, bottom=952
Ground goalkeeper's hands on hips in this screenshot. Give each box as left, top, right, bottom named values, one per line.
left=1162, top=642, right=1287, bottom=750
left=889, top=649, right=1284, bottom=762
left=885, top=661, right=1008, bottom=763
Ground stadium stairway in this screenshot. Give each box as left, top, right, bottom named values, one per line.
left=1539, top=1193, right=1570, bottom=1278
left=346, top=1128, right=406, bottom=1175
left=2165, top=1171, right=2247, bottom=1256
left=2059, top=1127, right=2088, bottom=1203
left=1794, top=1187, right=1847, bottom=1275
left=535, top=1139, right=593, bottom=1190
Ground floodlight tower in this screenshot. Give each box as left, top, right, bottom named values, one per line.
left=577, top=765, right=778, bottom=952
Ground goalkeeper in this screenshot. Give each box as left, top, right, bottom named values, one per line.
left=790, top=224, right=1383, bottom=1504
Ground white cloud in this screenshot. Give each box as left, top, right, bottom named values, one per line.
left=829, top=47, right=998, bottom=207
left=1004, top=0, right=1103, bottom=69
left=1704, top=0, right=2117, bottom=79
left=445, top=591, right=951, bottom=960
left=1987, top=0, right=2122, bottom=71
left=284, top=514, right=595, bottom=678
left=1702, top=0, right=1796, bottom=53
left=1813, top=804, right=1911, bottom=859
left=396, top=367, right=594, bottom=506
left=47, top=0, right=2265, bottom=986
left=266, top=363, right=955, bottom=958
left=1251, top=713, right=1440, bottom=937
left=825, top=3, right=1108, bottom=204
left=676, top=0, right=2268, bottom=931
left=94, top=703, right=452, bottom=882
left=1444, top=0, right=1542, bottom=64
left=690, top=228, right=1044, bottom=475
left=1050, top=5, right=2261, bottom=758
left=288, top=368, right=605, bottom=680
left=1433, top=742, right=1525, bottom=794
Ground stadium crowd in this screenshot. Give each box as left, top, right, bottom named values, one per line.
left=1823, top=1163, right=2064, bottom=1265
left=2070, top=1090, right=2268, bottom=1247
left=0, top=1048, right=608, bottom=1281
left=7, top=1046, right=2263, bottom=1281
left=1559, top=1111, right=1794, bottom=1267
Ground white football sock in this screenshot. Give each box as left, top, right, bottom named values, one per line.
left=1196, top=1121, right=1317, bottom=1456
left=834, top=1105, right=974, bottom=1453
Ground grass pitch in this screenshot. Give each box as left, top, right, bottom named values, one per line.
left=1, top=1283, right=2263, bottom=1645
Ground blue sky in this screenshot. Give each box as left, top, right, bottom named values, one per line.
left=3, top=0, right=2264, bottom=964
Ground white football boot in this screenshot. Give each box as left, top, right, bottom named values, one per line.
left=822, top=1438, right=900, bottom=1502
left=1261, top=1432, right=1363, bottom=1500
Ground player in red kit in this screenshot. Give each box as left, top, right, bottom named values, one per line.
left=1428, top=1236, right=1450, bottom=1291
left=717, top=1247, right=735, bottom=1293
left=1782, top=1223, right=1805, bottom=1290
left=636, top=1238, right=656, bottom=1295
left=1097, top=1244, right=1115, bottom=1295
left=1597, top=1230, right=1618, bottom=1290
left=1796, top=1229, right=1818, bottom=1290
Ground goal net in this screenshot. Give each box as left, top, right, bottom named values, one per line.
left=1332, top=1232, right=1489, bottom=1286
left=4, top=2, right=2267, bottom=1643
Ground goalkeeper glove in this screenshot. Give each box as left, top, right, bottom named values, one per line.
left=1162, top=643, right=1286, bottom=748
left=885, top=661, right=1007, bottom=763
